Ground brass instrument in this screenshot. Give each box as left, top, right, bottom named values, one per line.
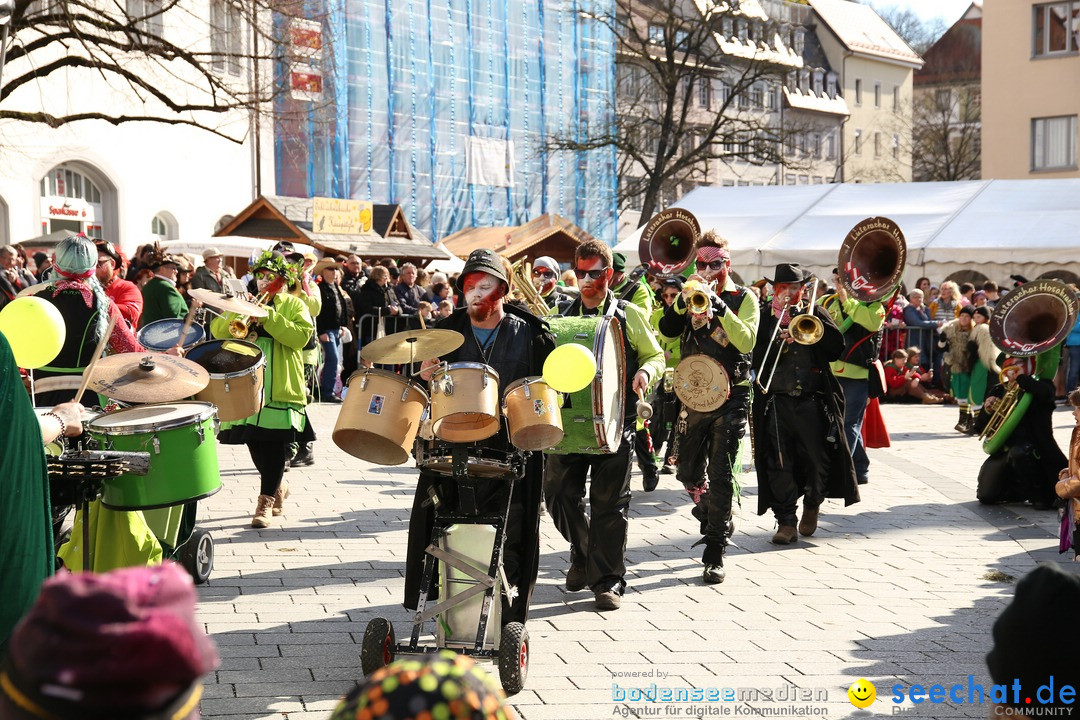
left=509, top=258, right=552, bottom=317
left=638, top=208, right=699, bottom=280
left=228, top=292, right=270, bottom=339
left=756, top=278, right=821, bottom=394
left=980, top=279, right=1078, bottom=455
left=683, top=279, right=715, bottom=315
left=837, top=217, right=907, bottom=303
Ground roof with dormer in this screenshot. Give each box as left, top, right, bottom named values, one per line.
left=808, top=0, right=923, bottom=68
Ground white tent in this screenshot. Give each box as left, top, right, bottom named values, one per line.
left=615, top=179, right=1080, bottom=287
left=165, top=236, right=277, bottom=267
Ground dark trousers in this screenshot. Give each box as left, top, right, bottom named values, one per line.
left=634, top=428, right=658, bottom=476
left=977, top=443, right=1055, bottom=507
left=544, top=426, right=634, bottom=594
left=675, top=388, right=748, bottom=562
left=836, top=376, right=870, bottom=483
left=763, top=394, right=829, bottom=526
left=248, top=441, right=288, bottom=497
left=651, top=388, right=679, bottom=458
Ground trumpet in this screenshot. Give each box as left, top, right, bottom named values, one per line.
left=228, top=291, right=271, bottom=339
left=683, top=279, right=716, bottom=315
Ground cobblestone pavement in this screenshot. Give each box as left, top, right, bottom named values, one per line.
left=193, top=401, right=1079, bottom=720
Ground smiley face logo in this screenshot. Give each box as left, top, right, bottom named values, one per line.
left=848, top=678, right=876, bottom=708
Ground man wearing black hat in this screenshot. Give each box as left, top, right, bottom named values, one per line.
left=751, top=263, right=858, bottom=545
left=405, top=248, right=556, bottom=628
left=138, top=250, right=188, bottom=328
left=544, top=240, right=665, bottom=610
left=95, top=240, right=143, bottom=328
left=656, top=232, right=758, bottom=583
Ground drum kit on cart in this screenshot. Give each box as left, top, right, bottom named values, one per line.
left=332, top=309, right=627, bottom=695
left=46, top=288, right=269, bottom=584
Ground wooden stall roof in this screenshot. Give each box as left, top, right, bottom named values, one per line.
left=214, top=195, right=452, bottom=263
left=442, top=214, right=594, bottom=262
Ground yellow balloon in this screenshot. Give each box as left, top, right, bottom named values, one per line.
left=0, top=296, right=66, bottom=369
left=543, top=343, right=597, bottom=393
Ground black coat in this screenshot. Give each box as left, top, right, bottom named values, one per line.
left=355, top=280, right=401, bottom=344
left=404, top=304, right=555, bottom=624
left=751, top=302, right=860, bottom=515
left=316, top=281, right=348, bottom=334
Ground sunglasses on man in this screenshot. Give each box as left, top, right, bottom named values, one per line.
left=532, top=268, right=556, bottom=278
left=573, top=268, right=608, bottom=280
left=697, top=260, right=729, bottom=271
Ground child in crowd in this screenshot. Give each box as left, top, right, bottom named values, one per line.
left=884, top=349, right=943, bottom=404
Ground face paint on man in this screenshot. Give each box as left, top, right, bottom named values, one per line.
left=774, top=282, right=804, bottom=307
left=256, top=272, right=284, bottom=296
left=576, top=256, right=611, bottom=304
left=462, top=271, right=506, bottom=323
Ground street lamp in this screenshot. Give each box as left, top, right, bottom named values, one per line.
left=0, top=0, right=14, bottom=90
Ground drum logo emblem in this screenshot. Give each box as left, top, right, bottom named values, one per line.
left=368, top=395, right=385, bottom=415
left=534, top=399, right=546, bottom=416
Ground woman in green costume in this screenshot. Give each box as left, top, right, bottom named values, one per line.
left=210, top=250, right=314, bottom=528
left=0, top=333, right=85, bottom=655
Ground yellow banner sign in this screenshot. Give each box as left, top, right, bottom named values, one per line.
left=313, top=198, right=373, bottom=235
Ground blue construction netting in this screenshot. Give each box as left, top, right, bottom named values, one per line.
left=276, top=0, right=618, bottom=246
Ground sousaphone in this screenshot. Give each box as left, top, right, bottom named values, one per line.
left=837, top=217, right=907, bottom=302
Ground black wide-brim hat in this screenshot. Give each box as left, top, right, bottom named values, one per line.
left=456, top=248, right=509, bottom=292
left=765, top=262, right=812, bottom=285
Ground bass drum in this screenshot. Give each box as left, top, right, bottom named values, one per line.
left=137, top=318, right=205, bottom=352
left=544, top=315, right=625, bottom=455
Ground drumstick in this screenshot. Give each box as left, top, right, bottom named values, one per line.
left=172, top=302, right=200, bottom=354
left=74, top=311, right=118, bottom=405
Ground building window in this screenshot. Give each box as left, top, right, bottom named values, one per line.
left=793, top=28, right=805, bottom=54
left=935, top=88, right=952, bottom=111
left=854, top=78, right=863, bottom=105
left=127, top=0, right=164, bottom=37
left=41, top=167, right=102, bottom=203
left=813, top=70, right=823, bottom=96
left=750, top=82, right=764, bottom=109
left=698, top=77, right=711, bottom=108
left=893, top=85, right=900, bottom=111
left=785, top=174, right=796, bottom=185
left=826, top=72, right=837, bottom=98
left=874, top=82, right=881, bottom=108
left=648, top=23, right=664, bottom=45
left=826, top=132, right=836, bottom=160
left=722, top=179, right=735, bottom=187
left=766, top=85, right=777, bottom=111
left=721, top=16, right=733, bottom=39
left=799, top=175, right=809, bottom=185
left=812, top=133, right=822, bottom=159
left=737, top=18, right=748, bottom=42
left=1032, top=115, right=1078, bottom=170
left=892, top=133, right=900, bottom=159
left=151, top=213, right=179, bottom=240
left=718, top=80, right=732, bottom=104
left=874, top=132, right=881, bottom=157
left=853, top=128, right=862, bottom=155
left=211, top=0, right=243, bottom=75
left=1033, top=2, right=1080, bottom=56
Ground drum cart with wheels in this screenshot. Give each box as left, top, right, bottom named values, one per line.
left=362, top=448, right=531, bottom=695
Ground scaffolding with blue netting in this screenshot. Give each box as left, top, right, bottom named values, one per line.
left=275, top=0, right=618, bottom=246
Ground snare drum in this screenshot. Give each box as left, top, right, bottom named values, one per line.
left=185, top=340, right=265, bottom=422
left=545, top=316, right=626, bottom=455
left=333, top=368, right=428, bottom=465
left=502, top=377, right=564, bottom=451
left=87, top=402, right=221, bottom=510
left=416, top=439, right=520, bottom=478
left=137, top=318, right=205, bottom=351
left=429, top=362, right=500, bottom=443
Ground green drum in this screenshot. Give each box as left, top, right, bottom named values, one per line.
left=88, top=402, right=222, bottom=510
left=544, top=315, right=626, bottom=455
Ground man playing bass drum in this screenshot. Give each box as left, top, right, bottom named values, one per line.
left=657, top=232, right=758, bottom=584
left=751, top=263, right=860, bottom=545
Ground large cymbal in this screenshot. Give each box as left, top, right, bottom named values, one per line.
left=189, top=288, right=269, bottom=318
left=360, top=329, right=465, bottom=364
left=87, top=352, right=210, bottom=404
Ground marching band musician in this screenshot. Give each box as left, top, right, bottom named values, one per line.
left=821, top=268, right=886, bottom=486
left=751, top=263, right=859, bottom=545
left=406, top=248, right=555, bottom=627
left=976, top=353, right=1065, bottom=510
left=544, top=241, right=665, bottom=611
left=35, top=234, right=146, bottom=406
left=657, top=233, right=758, bottom=584
left=530, top=255, right=571, bottom=309
left=210, top=250, right=315, bottom=529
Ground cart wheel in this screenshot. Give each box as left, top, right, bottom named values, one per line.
left=179, top=528, right=214, bottom=585
left=498, top=622, right=529, bottom=695
left=361, top=618, right=396, bottom=676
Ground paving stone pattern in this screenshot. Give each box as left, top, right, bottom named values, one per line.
left=194, top=402, right=1080, bottom=720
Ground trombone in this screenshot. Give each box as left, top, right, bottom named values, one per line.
left=755, top=278, right=823, bottom=394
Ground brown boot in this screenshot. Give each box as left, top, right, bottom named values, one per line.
left=273, top=481, right=290, bottom=517
left=798, top=505, right=819, bottom=537
left=252, top=495, right=275, bottom=528
left=771, top=525, right=798, bottom=545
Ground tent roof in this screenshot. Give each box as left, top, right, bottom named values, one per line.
left=615, top=179, right=1080, bottom=276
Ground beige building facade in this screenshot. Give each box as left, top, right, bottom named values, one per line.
left=808, top=0, right=922, bottom=183
left=982, top=1, right=1080, bottom=178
